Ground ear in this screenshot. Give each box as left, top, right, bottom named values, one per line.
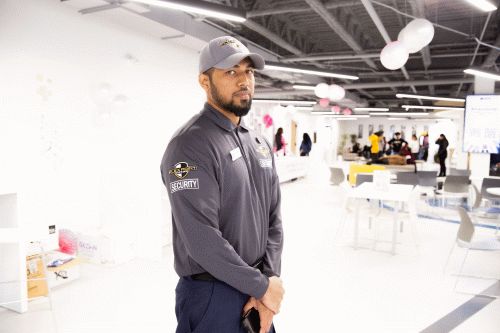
left=199, top=73, right=210, bottom=94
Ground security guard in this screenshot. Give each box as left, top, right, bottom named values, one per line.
left=160, top=36, right=284, bottom=333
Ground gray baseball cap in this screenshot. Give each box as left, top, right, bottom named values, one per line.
left=199, top=36, right=265, bottom=74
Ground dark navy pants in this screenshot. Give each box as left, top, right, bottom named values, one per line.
left=175, top=277, right=276, bottom=333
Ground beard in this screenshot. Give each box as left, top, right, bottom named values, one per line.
left=209, top=79, right=252, bottom=117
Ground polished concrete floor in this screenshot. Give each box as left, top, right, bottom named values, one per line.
left=1, top=165, right=499, bottom=333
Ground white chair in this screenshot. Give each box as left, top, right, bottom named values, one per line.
left=436, top=175, right=470, bottom=208
left=329, top=167, right=345, bottom=186
left=335, top=182, right=381, bottom=241
left=444, top=207, right=500, bottom=296
left=469, top=184, right=500, bottom=234
left=372, top=187, right=420, bottom=251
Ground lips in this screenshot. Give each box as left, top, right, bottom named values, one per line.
left=234, top=91, right=251, bottom=98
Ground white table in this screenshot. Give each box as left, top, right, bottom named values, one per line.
left=486, top=187, right=500, bottom=196
left=275, top=156, right=308, bottom=183
left=347, top=183, right=415, bottom=255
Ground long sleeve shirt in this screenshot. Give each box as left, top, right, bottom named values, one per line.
left=160, top=103, right=283, bottom=299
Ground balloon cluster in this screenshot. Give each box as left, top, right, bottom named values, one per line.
left=343, top=108, right=352, bottom=115
left=380, top=19, right=434, bottom=70
left=331, top=105, right=341, bottom=114
left=314, top=83, right=345, bottom=102
left=263, top=114, right=273, bottom=128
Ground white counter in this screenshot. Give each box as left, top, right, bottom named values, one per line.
left=275, top=156, right=309, bottom=183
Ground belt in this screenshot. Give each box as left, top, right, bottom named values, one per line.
left=191, top=259, right=264, bottom=282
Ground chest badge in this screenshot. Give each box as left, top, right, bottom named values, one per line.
left=256, top=145, right=270, bottom=158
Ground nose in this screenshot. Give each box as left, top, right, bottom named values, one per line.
left=237, top=72, right=250, bottom=88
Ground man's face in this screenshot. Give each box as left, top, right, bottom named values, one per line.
left=204, top=58, right=255, bottom=117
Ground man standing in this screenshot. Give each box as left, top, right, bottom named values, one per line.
left=388, top=132, right=407, bottom=154
left=160, top=36, right=284, bottom=333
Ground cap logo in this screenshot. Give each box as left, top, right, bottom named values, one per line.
left=219, top=39, right=241, bottom=49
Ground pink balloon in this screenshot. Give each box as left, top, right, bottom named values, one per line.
left=263, top=114, right=273, bottom=128
left=343, top=108, right=352, bottom=115
left=319, top=98, right=330, bottom=108
left=331, top=105, right=341, bottom=114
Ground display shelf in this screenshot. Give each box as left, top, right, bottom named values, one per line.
left=0, top=193, right=28, bottom=313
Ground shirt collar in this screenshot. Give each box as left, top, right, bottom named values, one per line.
left=203, top=102, right=249, bottom=132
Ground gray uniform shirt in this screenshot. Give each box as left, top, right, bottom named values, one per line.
left=160, top=103, right=283, bottom=299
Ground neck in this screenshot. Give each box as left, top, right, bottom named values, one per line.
left=207, top=100, right=239, bottom=126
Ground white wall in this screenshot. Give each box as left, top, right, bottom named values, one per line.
left=0, top=0, right=205, bottom=259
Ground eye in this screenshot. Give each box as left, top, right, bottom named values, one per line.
left=247, top=69, right=255, bottom=75
left=226, top=70, right=236, bottom=75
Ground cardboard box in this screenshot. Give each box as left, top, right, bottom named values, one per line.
left=76, top=231, right=135, bottom=265
left=26, top=255, right=48, bottom=298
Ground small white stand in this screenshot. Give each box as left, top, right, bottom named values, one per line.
left=0, top=193, right=28, bottom=313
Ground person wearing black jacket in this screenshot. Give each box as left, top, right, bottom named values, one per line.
left=388, top=132, right=407, bottom=154
left=299, top=133, right=312, bottom=156
left=435, top=134, right=449, bottom=177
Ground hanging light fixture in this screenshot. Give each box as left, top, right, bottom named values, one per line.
left=265, top=62, right=359, bottom=80
left=463, top=0, right=497, bottom=12
left=129, top=0, right=247, bottom=22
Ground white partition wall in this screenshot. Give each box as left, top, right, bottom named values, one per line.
left=0, top=193, right=27, bottom=313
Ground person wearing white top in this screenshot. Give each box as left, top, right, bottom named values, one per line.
left=409, top=134, right=420, bottom=161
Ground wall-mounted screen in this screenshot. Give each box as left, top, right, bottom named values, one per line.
left=463, top=95, right=500, bottom=153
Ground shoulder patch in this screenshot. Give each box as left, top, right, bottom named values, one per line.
left=170, top=179, right=199, bottom=194
left=168, top=162, right=198, bottom=179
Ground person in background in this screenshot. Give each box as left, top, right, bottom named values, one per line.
left=273, top=127, right=286, bottom=156
left=419, top=131, right=429, bottom=161
left=436, top=133, right=449, bottom=177
left=378, top=131, right=386, bottom=157
left=349, top=134, right=360, bottom=154
left=399, top=142, right=414, bottom=164
left=299, top=133, right=312, bottom=156
left=388, top=132, right=407, bottom=155
left=409, top=134, right=419, bottom=161
left=351, top=142, right=361, bottom=154
left=368, top=130, right=381, bottom=160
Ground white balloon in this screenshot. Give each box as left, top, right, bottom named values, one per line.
left=328, top=84, right=345, bottom=101
left=314, top=83, right=329, bottom=98
left=400, top=19, right=435, bottom=52
left=397, top=27, right=422, bottom=54
left=380, top=41, right=409, bottom=70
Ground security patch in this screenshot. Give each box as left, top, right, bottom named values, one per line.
left=169, top=162, right=198, bottom=179
left=259, top=159, right=273, bottom=168
left=256, top=145, right=270, bottom=158
left=170, top=179, right=199, bottom=194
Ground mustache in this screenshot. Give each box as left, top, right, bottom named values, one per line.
left=233, top=89, right=251, bottom=96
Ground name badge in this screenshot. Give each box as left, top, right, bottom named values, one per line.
left=230, top=147, right=242, bottom=161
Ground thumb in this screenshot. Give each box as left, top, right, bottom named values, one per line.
left=242, top=297, right=257, bottom=315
